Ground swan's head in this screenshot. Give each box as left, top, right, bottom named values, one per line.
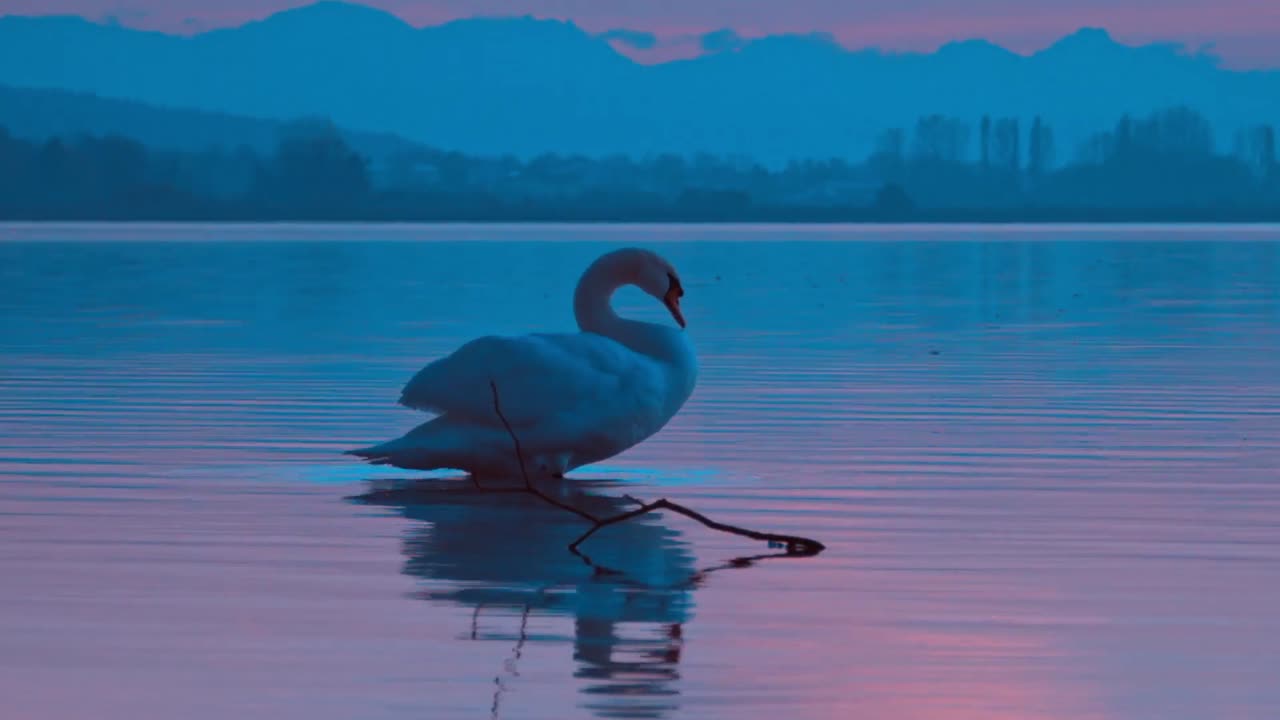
left=577, top=247, right=688, bottom=331
left=630, top=249, right=686, bottom=329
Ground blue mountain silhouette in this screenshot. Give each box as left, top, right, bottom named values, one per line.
left=1, top=1, right=1277, bottom=162
left=0, top=83, right=435, bottom=163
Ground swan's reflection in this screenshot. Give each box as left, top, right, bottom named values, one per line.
left=354, top=478, right=698, bottom=719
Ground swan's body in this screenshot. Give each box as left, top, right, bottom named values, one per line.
left=349, top=248, right=697, bottom=478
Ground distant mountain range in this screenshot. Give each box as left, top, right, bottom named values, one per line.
left=2, top=1, right=1279, bottom=163
left=0, top=83, right=435, bottom=163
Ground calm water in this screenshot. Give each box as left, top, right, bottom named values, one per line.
left=2, top=224, right=1279, bottom=720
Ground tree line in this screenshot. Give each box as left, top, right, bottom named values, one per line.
left=1, top=107, right=1278, bottom=221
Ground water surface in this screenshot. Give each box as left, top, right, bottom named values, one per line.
left=2, top=224, right=1279, bottom=719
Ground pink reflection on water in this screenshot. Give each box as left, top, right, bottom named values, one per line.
left=3, top=234, right=1279, bottom=718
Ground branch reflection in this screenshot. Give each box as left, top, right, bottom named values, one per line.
left=353, top=478, right=703, bottom=719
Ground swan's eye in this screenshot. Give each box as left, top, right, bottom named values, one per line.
left=667, top=272, right=684, bottom=298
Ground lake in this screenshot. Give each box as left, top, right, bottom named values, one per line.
left=2, top=224, right=1278, bottom=720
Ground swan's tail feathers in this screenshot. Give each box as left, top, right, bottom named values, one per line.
left=344, top=440, right=392, bottom=459
left=345, top=430, right=404, bottom=458
left=345, top=417, right=501, bottom=473
left=344, top=440, right=408, bottom=466
left=344, top=432, right=455, bottom=471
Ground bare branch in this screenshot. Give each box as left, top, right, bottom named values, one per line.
left=489, top=380, right=598, bottom=525
left=569, top=498, right=824, bottom=556
left=487, top=380, right=825, bottom=563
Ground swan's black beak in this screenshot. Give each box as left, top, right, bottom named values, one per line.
left=664, top=273, right=686, bottom=328
left=664, top=294, right=686, bottom=328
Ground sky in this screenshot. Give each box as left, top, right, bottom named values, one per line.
left=3, top=0, right=1280, bottom=68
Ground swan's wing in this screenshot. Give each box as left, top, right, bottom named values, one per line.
left=399, top=333, right=649, bottom=427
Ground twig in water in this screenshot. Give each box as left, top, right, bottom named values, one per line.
left=487, top=381, right=597, bottom=524
left=487, top=381, right=826, bottom=559
left=568, top=498, right=824, bottom=556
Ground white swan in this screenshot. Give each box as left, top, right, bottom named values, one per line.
left=348, top=247, right=698, bottom=478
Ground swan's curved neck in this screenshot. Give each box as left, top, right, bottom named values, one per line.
left=573, top=253, right=634, bottom=338
left=574, top=251, right=695, bottom=398
left=573, top=250, right=691, bottom=367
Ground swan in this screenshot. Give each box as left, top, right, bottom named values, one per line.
left=348, top=247, right=697, bottom=478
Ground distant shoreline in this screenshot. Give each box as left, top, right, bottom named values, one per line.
left=5, top=212, right=1280, bottom=224
left=6, top=194, right=1280, bottom=225
left=6, top=106, right=1279, bottom=229
left=6, top=221, right=1280, bottom=245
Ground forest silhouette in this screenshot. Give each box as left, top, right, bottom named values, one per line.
left=2, top=107, right=1277, bottom=221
